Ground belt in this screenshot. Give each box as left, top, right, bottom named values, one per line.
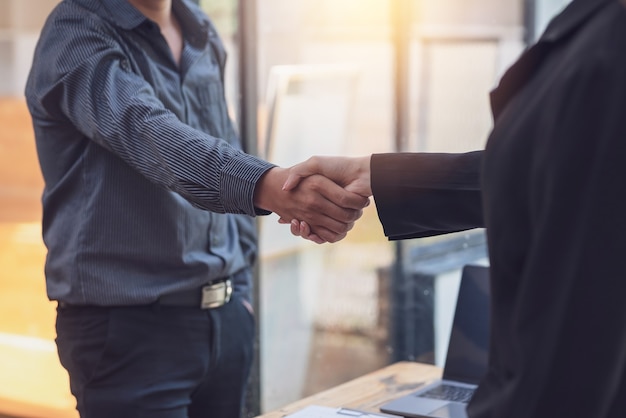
left=157, top=279, right=233, bottom=309
left=56, top=279, right=233, bottom=310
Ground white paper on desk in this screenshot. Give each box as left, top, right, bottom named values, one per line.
left=285, top=405, right=391, bottom=418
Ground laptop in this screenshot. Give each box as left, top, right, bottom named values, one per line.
left=380, top=265, right=490, bottom=418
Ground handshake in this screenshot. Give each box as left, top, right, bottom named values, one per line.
left=253, top=155, right=372, bottom=244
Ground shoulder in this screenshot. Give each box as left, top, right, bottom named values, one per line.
left=34, top=2, right=125, bottom=69
left=25, top=2, right=129, bottom=105
left=36, top=2, right=122, bottom=61
left=555, top=3, right=626, bottom=93
left=45, top=0, right=115, bottom=32
left=587, top=1, right=626, bottom=68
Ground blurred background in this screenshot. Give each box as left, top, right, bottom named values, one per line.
left=0, top=0, right=570, bottom=416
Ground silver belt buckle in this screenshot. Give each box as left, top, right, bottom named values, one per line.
left=201, top=279, right=232, bottom=309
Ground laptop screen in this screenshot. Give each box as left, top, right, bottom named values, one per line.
left=441, top=265, right=490, bottom=384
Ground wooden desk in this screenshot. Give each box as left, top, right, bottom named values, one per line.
left=257, top=361, right=442, bottom=418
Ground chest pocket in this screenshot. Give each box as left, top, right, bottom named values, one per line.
left=197, top=80, right=233, bottom=143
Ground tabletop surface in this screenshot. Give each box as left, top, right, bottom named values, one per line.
left=256, top=361, right=442, bottom=418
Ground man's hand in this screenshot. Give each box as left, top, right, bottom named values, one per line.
left=254, top=167, right=369, bottom=243
left=282, top=155, right=373, bottom=197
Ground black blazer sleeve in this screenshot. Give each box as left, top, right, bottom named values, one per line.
left=371, top=151, right=484, bottom=240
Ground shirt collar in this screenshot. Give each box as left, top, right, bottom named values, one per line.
left=71, top=0, right=209, bottom=47
left=172, top=0, right=210, bottom=47
left=99, top=0, right=148, bottom=30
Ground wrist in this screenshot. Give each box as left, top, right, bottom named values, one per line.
left=253, top=167, right=286, bottom=212
left=354, top=155, right=373, bottom=196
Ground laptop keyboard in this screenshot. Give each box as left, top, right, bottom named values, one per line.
left=418, top=384, right=475, bottom=403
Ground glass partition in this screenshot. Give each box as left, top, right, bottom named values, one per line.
left=255, top=2, right=396, bottom=410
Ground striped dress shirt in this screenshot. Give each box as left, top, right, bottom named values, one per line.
left=25, top=0, right=275, bottom=305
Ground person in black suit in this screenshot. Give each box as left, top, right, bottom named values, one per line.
left=282, top=0, right=626, bottom=417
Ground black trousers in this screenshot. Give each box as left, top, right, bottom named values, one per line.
left=55, top=295, right=255, bottom=418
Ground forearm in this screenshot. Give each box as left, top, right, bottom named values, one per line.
left=371, top=151, right=484, bottom=239
left=74, top=82, right=275, bottom=216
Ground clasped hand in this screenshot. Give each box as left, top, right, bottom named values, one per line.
left=254, top=156, right=372, bottom=244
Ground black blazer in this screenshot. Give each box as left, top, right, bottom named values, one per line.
left=371, top=0, right=626, bottom=417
